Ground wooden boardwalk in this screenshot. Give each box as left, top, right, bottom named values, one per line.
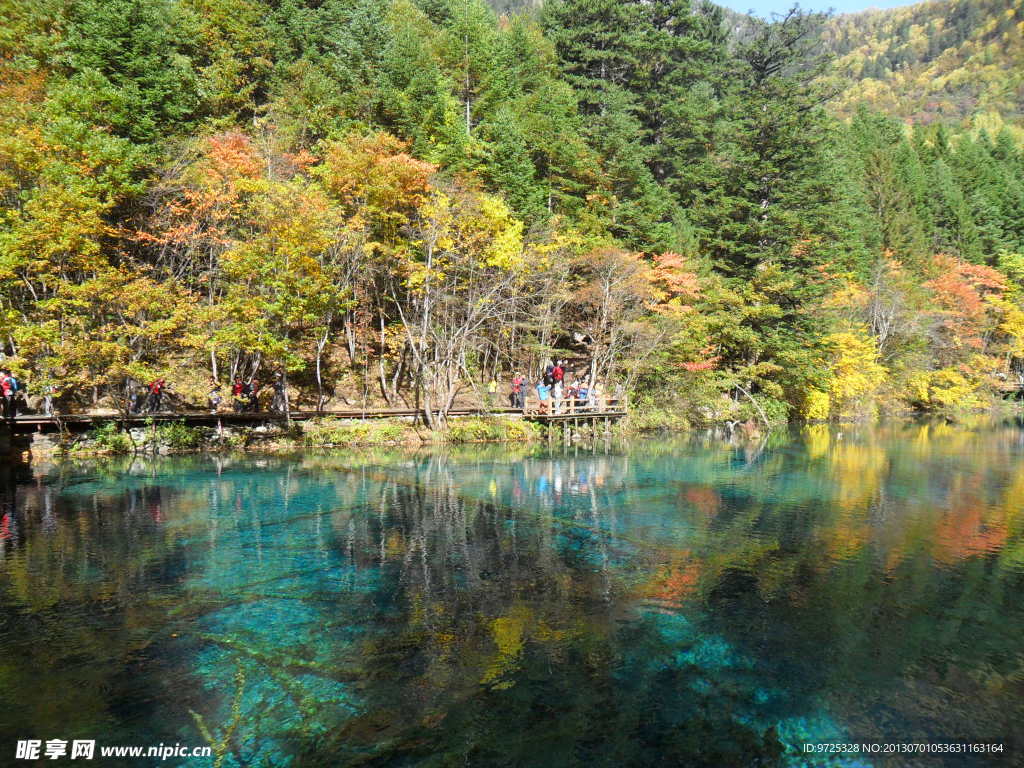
left=997, top=380, right=1024, bottom=399
left=3, top=399, right=628, bottom=434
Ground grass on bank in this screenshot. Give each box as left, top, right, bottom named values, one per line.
left=302, top=418, right=411, bottom=446
left=79, top=421, right=133, bottom=454
left=445, top=417, right=540, bottom=443
left=65, top=415, right=554, bottom=455
left=71, top=419, right=206, bottom=455
left=303, top=416, right=540, bottom=446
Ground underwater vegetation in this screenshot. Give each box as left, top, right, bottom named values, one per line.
left=1, top=424, right=1023, bottom=766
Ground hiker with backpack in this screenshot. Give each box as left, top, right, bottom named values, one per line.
left=576, top=378, right=589, bottom=410
left=127, top=383, right=140, bottom=414
left=43, top=383, right=56, bottom=416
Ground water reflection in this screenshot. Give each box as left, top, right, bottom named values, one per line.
left=0, top=424, right=1022, bottom=766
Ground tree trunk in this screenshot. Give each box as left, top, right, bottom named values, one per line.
left=344, top=314, right=357, bottom=364
left=283, top=369, right=291, bottom=425
left=378, top=315, right=392, bottom=406
left=315, top=325, right=329, bottom=412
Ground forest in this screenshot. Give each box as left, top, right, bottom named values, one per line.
left=1, top=0, right=1023, bottom=426
left=823, top=0, right=1024, bottom=122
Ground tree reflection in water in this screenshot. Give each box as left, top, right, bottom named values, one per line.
left=0, top=425, right=1022, bottom=766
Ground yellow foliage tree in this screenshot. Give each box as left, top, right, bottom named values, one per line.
left=906, top=367, right=987, bottom=412
left=806, top=327, right=887, bottom=420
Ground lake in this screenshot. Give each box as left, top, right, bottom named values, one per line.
left=1, top=423, right=1022, bottom=766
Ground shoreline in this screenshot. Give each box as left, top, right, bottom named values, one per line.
left=4, top=401, right=1022, bottom=468
left=5, top=413, right=575, bottom=461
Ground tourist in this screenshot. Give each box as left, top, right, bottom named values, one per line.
left=271, top=373, right=286, bottom=413
left=564, top=378, right=579, bottom=412
left=590, top=380, right=603, bottom=411
left=510, top=373, right=524, bottom=408
left=146, top=378, right=165, bottom=413
left=0, top=369, right=15, bottom=419
left=43, top=383, right=56, bottom=416
left=127, top=384, right=140, bottom=414
left=551, top=361, right=564, bottom=413
left=231, top=376, right=245, bottom=412
left=487, top=377, right=498, bottom=407
left=208, top=380, right=223, bottom=414
left=241, top=379, right=253, bottom=411
left=576, top=378, right=589, bottom=409
left=248, top=379, right=260, bottom=412
left=536, top=379, right=551, bottom=414
left=7, top=371, right=20, bottom=419
left=552, top=360, right=564, bottom=386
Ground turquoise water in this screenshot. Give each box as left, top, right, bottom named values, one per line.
left=1, top=424, right=1023, bottom=766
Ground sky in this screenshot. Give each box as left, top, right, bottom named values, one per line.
left=718, top=0, right=922, bottom=17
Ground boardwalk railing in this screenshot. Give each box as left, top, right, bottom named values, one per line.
left=7, top=406, right=514, bottom=431
left=6, top=396, right=630, bottom=434
left=521, top=393, right=628, bottom=419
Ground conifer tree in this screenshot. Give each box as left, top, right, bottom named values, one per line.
left=63, top=0, right=202, bottom=144
left=691, top=8, right=850, bottom=276
left=542, top=0, right=678, bottom=250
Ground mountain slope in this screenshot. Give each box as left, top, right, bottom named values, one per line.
left=487, top=0, right=1023, bottom=124
left=822, top=0, right=1024, bottom=123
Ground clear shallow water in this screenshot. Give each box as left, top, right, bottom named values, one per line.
left=1, top=424, right=1023, bottom=767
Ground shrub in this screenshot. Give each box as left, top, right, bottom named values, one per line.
left=153, top=421, right=204, bottom=450
left=81, top=421, right=132, bottom=454
left=501, top=419, right=540, bottom=442
left=446, top=418, right=504, bottom=443
left=622, top=408, right=689, bottom=433
left=906, top=368, right=987, bottom=413
left=446, top=417, right=538, bottom=443
left=224, top=429, right=252, bottom=449
left=822, top=329, right=886, bottom=418
left=801, top=389, right=830, bottom=421
left=303, top=418, right=410, bottom=446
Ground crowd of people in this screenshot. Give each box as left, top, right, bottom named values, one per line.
left=0, top=368, right=292, bottom=419
left=122, top=379, right=166, bottom=414
left=207, top=373, right=287, bottom=414
left=125, top=372, right=288, bottom=415
left=3, top=360, right=618, bottom=421
left=117, top=373, right=291, bottom=415
left=500, top=361, right=620, bottom=415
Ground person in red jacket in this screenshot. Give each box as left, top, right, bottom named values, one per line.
left=146, top=378, right=166, bottom=413
left=231, top=376, right=245, bottom=412
left=0, top=369, right=14, bottom=419
left=510, top=373, right=524, bottom=408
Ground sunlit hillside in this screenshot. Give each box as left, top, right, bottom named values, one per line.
left=487, top=0, right=1024, bottom=124
left=823, top=0, right=1024, bottom=122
